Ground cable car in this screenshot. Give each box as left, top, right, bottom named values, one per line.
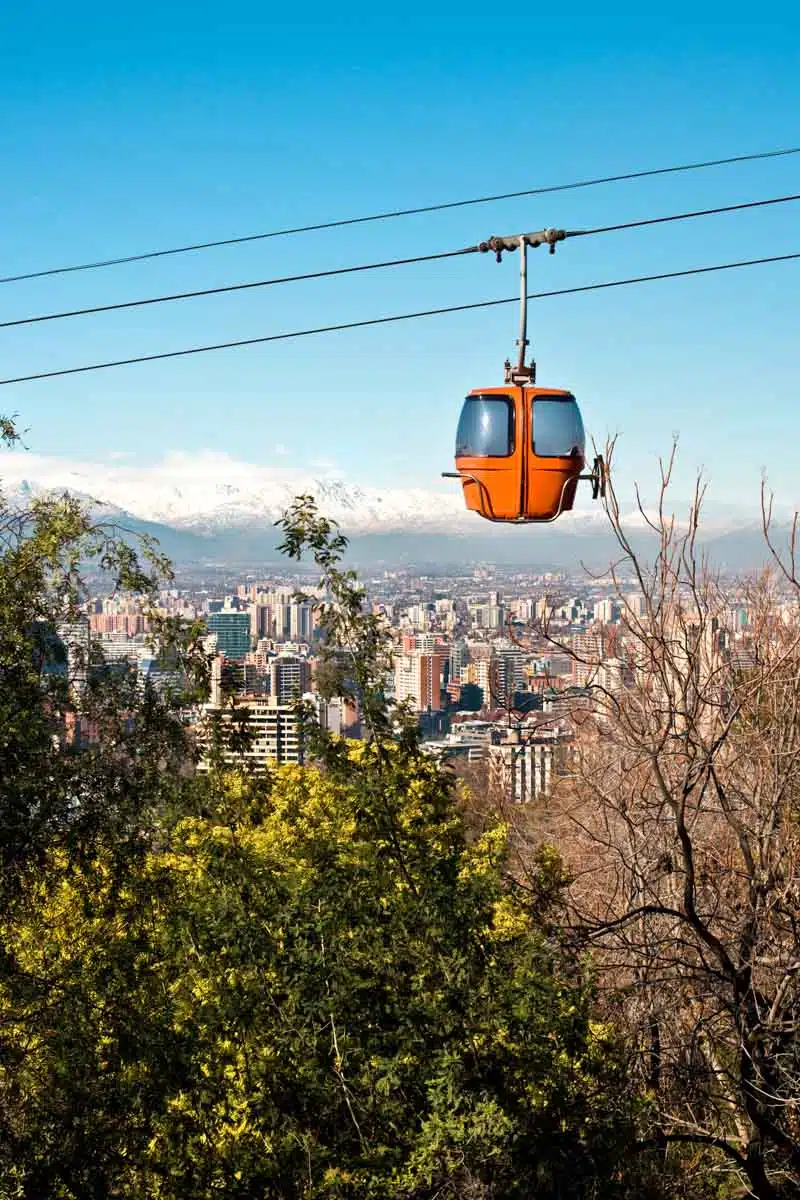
left=454, top=385, right=587, bottom=522
left=444, top=229, right=604, bottom=523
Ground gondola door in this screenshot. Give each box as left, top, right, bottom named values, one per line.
left=525, top=389, right=586, bottom=520
left=454, top=388, right=523, bottom=521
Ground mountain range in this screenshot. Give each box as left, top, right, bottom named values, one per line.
left=1, top=450, right=789, bottom=571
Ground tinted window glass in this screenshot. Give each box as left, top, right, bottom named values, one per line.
left=455, top=396, right=513, bottom=458
left=532, top=397, right=585, bottom=457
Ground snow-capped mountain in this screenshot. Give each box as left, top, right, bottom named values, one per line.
left=1, top=449, right=779, bottom=569
left=2, top=449, right=617, bottom=536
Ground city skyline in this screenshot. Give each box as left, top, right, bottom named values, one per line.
left=74, top=549, right=765, bottom=794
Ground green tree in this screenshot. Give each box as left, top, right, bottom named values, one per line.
left=0, top=416, right=210, bottom=1191
left=1, top=751, right=640, bottom=1199
left=0, top=417, right=207, bottom=883
left=0, top=472, right=662, bottom=1198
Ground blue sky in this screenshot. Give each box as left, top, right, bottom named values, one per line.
left=1, top=0, right=798, bottom=517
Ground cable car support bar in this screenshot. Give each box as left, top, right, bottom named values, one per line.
left=477, top=227, right=569, bottom=384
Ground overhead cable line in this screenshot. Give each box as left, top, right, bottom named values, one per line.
left=1, top=144, right=798, bottom=286
left=3, top=193, right=798, bottom=331
left=0, top=248, right=474, bottom=330
left=569, top=192, right=800, bottom=237
left=1, top=251, right=796, bottom=387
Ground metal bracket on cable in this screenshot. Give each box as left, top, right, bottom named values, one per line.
left=478, top=228, right=567, bottom=261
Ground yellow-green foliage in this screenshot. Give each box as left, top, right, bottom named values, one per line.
left=0, top=746, right=634, bottom=1199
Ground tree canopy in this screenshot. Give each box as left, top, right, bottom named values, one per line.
left=1, top=750, right=639, bottom=1199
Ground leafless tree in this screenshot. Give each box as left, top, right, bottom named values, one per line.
left=539, top=443, right=800, bottom=1199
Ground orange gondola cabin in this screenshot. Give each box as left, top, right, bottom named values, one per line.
left=454, top=386, right=586, bottom=522
left=445, top=228, right=604, bottom=523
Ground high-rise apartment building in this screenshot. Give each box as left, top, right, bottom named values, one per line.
left=269, top=654, right=312, bottom=703
left=207, top=611, right=250, bottom=661
left=289, top=600, right=314, bottom=641
left=394, top=650, right=445, bottom=713
left=405, top=604, right=430, bottom=632
left=622, top=593, right=647, bottom=620
left=594, top=597, right=621, bottom=625
left=461, top=657, right=491, bottom=707
left=595, top=657, right=634, bottom=695
left=251, top=588, right=315, bottom=642
left=449, top=639, right=469, bottom=683
left=471, top=599, right=505, bottom=631
left=269, top=588, right=295, bottom=640
left=570, top=631, right=605, bottom=687
left=492, top=647, right=527, bottom=706
left=250, top=604, right=272, bottom=640
left=318, top=695, right=361, bottom=738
